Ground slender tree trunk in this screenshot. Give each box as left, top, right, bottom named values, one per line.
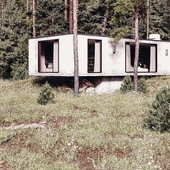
left=1, top=0, right=4, bottom=26
left=32, top=0, right=36, bottom=37
left=146, top=0, right=149, bottom=39
left=101, top=3, right=109, bottom=36
left=51, top=0, right=54, bottom=35
left=134, top=4, right=139, bottom=93
left=64, top=0, right=68, bottom=21
left=69, top=0, right=73, bottom=33
left=27, top=0, right=29, bottom=21
left=52, top=0, right=54, bottom=24
left=73, top=0, right=79, bottom=97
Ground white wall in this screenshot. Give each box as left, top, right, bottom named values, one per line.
left=29, top=34, right=170, bottom=77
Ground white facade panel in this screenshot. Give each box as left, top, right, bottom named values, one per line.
left=29, top=34, right=170, bottom=77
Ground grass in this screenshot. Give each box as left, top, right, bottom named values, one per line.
left=0, top=76, right=170, bottom=170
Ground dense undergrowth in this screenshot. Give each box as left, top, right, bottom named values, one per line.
left=0, top=76, right=170, bottom=170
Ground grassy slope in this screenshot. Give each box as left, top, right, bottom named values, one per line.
left=0, top=76, right=170, bottom=170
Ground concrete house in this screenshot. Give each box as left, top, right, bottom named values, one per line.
left=29, top=34, right=170, bottom=93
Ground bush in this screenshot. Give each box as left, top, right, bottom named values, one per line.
left=120, top=76, right=133, bottom=93
left=144, top=84, right=170, bottom=132
left=11, top=62, right=28, bottom=80
left=138, top=78, right=147, bottom=93
left=37, top=82, right=55, bottom=105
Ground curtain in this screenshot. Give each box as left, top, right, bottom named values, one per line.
left=53, top=41, right=59, bottom=72
left=150, top=45, right=156, bottom=72
left=94, top=41, right=101, bottom=72
left=126, top=44, right=133, bottom=71
left=39, top=42, right=46, bottom=72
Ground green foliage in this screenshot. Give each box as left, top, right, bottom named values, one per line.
left=0, top=0, right=29, bottom=79
left=144, top=84, right=170, bottom=132
left=78, top=0, right=111, bottom=35
left=11, top=62, right=28, bottom=80
left=36, top=0, right=68, bottom=36
left=11, top=34, right=29, bottom=80
left=138, top=77, right=147, bottom=93
left=149, top=0, right=170, bottom=40
left=120, top=76, right=133, bottom=93
left=120, top=76, right=147, bottom=93
left=37, top=82, right=55, bottom=105
left=1, top=0, right=170, bottom=80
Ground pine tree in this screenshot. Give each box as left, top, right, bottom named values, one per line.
left=78, top=0, right=111, bottom=36
left=120, top=76, right=133, bottom=93
left=73, top=0, right=79, bottom=97
left=0, top=0, right=28, bottom=79
left=145, top=84, right=170, bottom=132
left=36, top=0, right=68, bottom=36
left=109, top=0, right=147, bottom=92
left=37, top=82, right=55, bottom=105
left=149, top=0, right=170, bottom=40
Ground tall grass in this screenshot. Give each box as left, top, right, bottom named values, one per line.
left=0, top=76, right=170, bottom=170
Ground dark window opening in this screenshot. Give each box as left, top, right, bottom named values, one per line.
left=38, top=40, right=59, bottom=73
left=126, top=42, right=157, bottom=73
left=88, top=39, right=102, bottom=73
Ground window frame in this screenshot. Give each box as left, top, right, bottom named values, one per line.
left=125, top=42, right=157, bottom=73
left=38, top=39, right=59, bottom=73
left=87, top=39, right=102, bottom=73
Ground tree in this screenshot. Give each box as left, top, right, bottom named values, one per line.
left=32, top=0, right=36, bottom=37
left=78, top=0, right=111, bottom=36
left=0, top=0, right=27, bottom=78
left=134, top=3, right=139, bottom=92
left=146, top=0, right=149, bottom=39
left=0, top=0, right=5, bottom=26
left=37, top=82, right=55, bottom=105
left=145, top=85, right=170, bottom=132
left=149, top=0, right=170, bottom=40
left=73, top=0, right=79, bottom=97
left=64, top=0, right=68, bottom=21
left=69, top=0, right=73, bottom=33
left=36, top=0, right=67, bottom=36
left=110, top=0, right=146, bottom=92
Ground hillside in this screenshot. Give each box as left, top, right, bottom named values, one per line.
left=0, top=76, right=170, bottom=170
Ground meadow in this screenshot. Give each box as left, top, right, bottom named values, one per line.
left=0, top=76, right=170, bottom=170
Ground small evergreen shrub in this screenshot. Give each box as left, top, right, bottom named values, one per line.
left=144, top=85, right=170, bottom=132
left=138, top=78, right=147, bottom=93
left=37, top=82, right=55, bottom=105
left=120, top=76, right=133, bottom=93
left=11, top=62, right=28, bottom=80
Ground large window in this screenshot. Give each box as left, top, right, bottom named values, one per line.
left=38, top=40, right=59, bottom=73
left=126, top=42, right=157, bottom=72
left=87, top=39, right=102, bottom=73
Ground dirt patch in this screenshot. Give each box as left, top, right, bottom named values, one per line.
left=0, top=160, right=10, bottom=170
left=76, top=145, right=113, bottom=170
left=54, top=116, right=77, bottom=128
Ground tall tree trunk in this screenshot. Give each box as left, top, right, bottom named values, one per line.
left=27, top=0, right=29, bottom=21
left=101, top=3, right=109, bottom=36
left=69, top=0, right=73, bottom=33
left=32, top=0, right=36, bottom=37
left=51, top=0, right=54, bottom=35
left=1, top=0, right=4, bottom=26
left=146, top=0, right=149, bottom=39
left=134, top=4, right=139, bottom=93
left=73, top=0, right=79, bottom=97
left=64, top=0, right=68, bottom=21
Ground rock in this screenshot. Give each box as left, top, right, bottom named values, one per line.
left=86, top=87, right=95, bottom=94
left=58, top=86, right=74, bottom=93
left=79, top=86, right=88, bottom=93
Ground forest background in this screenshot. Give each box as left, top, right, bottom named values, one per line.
left=0, top=0, right=170, bottom=79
